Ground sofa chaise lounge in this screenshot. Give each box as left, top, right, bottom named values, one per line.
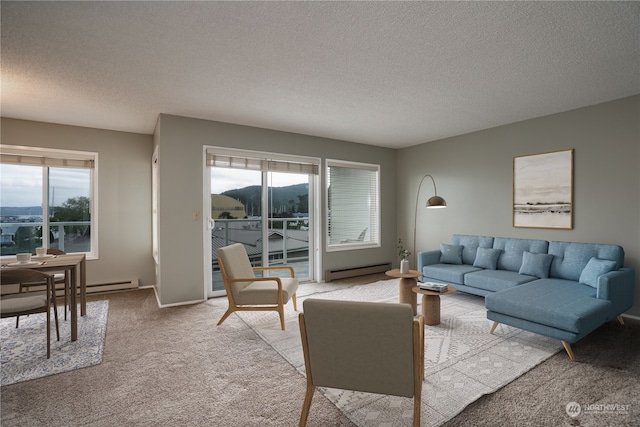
left=417, top=234, right=635, bottom=360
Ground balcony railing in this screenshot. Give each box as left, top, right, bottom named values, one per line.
left=211, top=217, right=310, bottom=291
left=0, top=221, right=90, bottom=255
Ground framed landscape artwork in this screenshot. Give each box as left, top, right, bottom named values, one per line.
left=513, top=149, right=574, bottom=229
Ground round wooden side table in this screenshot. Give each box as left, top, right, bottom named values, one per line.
left=385, top=269, right=422, bottom=315
left=412, top=285, right=457, bottom=325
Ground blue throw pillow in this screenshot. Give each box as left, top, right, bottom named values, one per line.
left=473, top=247, right=502, bottom=270
left=440, top=244, right=463, bottom=265
left=518, top=251, right=553, bottom=279
left=579, top=257, right=617, bottom=288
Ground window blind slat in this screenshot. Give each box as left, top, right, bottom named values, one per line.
left=1, top=146, right=95, bottom=169
left=206, top=152, right=318, bottom=175
left=0, top=154, right=94, bottom=169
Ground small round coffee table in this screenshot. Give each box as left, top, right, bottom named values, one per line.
left=385, top=269, right=422, bottom=315
left=412, top=285, right=457, bottom=325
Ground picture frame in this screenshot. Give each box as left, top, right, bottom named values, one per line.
left=513, top=149, right=574, bottom=229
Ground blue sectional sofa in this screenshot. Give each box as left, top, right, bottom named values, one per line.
left=417, top=234, right=635, bottom=360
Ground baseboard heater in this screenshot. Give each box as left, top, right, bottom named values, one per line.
left=32, top=280, right=139, bottom=297
left=325, top=263, right=391, bottom=282
left=83, top=279, right=139, bottom=294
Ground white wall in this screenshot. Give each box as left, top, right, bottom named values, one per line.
left=1, top=118, right=155, bottom=288
left=397, top=96, right=640, bottom=316
left=154, top=114, right=397, bottom=306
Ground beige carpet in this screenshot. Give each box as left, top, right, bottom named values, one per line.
left=235, top=279, right=561, bottom=427
left=2, top=276, right=638, bottom=426
left=1, top=287, right=354, bottom=427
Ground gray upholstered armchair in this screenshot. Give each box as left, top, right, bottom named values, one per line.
left=298, top=299, right=424, bottom=427
left=216, top=243, right=298, bottom=330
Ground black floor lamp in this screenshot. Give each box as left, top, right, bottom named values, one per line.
left=412, top=174, right=447, bottom=268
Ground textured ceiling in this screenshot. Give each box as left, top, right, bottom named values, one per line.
left=1, top=1, right=639, bottom=148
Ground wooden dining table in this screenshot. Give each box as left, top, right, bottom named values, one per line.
left=1, top=253, right=87, bottom=341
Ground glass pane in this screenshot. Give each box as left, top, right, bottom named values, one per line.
left=210, top=168, right=263, bottom=293
left=0, top=164, right=43, bottom=255
left=268, top=172, right=310, bottom=280
left=48, top=167, right=91, bottom=253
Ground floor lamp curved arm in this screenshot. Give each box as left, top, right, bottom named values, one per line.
left=412, top=174, right=446, bottom=268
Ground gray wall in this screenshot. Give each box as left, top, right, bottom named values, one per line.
left=397, top=95, right=640, bottom=317
left=4, top=96, right=637, bottom=314
left=1, top=118, right=155, bottom=288
left=154, top=114, right=397, bottom=306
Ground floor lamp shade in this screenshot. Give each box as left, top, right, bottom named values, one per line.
left=413, top=174, right=446, bottom=267
left=427, top=195, right=447, bottom=208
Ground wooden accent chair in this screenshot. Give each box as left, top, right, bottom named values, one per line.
left=298, top=299, right=424, bottom=427
left=1, top=269, right=60, bottom=358
left=216, top=243, right=298, bottom=330
left=19, top=249, right=69, bottom=322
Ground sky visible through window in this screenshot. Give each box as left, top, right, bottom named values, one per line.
left=210, top=167, right=307, bottom=193
left=0, top=164, right=90, bottom=208
left=2, top=165, right=302, bottom=207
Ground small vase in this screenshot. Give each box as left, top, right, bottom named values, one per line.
left=400, top=258, right=409, bottom=274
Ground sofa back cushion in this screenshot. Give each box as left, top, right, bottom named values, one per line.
left=451, top=234, right=494, bottom=265
left=493, top=237, right=549, bottom=272
left=548, top=241, right=624, bottom=281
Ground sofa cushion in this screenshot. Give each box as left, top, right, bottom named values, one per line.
left=422, top=263, right=481, bottom=285
left=579, top=257, right=617, bottom=288
left=518, top=251, right=554, bottom=279
left=440, top=244, right=463, bottom=265
left=451, top=234, right=495, bottom=265
left=485, top=279, right=611, bottom=334
left=548, top=241, right=624, bottom=281
left=473, top=248, right=502, bottom=270
left=493, top=237, right=549, bottom=272
left=464, top=269, right=538, bottom=292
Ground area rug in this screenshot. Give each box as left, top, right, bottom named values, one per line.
left=1, top=300, right=109, bottom=386
left=237, top=279, right=562, bottom=427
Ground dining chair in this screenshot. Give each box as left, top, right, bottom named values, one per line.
left=18, top=249, right=69, bottom=323
left=216, top=243, right=298, bottom=330
left=298, top=299, right=424, bottom=427
left=1, top=269, right=61, bottom=358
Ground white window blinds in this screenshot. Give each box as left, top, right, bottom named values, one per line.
left=206, top=151, right=319, bottom=175
left=327, top=160, right=380, bottom=248
left=0, top=145, right=95, bottom=169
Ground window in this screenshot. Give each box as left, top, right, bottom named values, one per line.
left=0, top=145, right=98, bottom=258
left=326, top=159, right=380, bottom=250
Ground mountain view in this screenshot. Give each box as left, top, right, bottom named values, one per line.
left=219, top=183, right=309, bottom=217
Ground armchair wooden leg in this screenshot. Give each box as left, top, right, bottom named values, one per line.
left=299, top=384, right=315, bottom=427
left=292, top=293, right=298, bottom=311
left=278, top=306, right=286, bottom=331
left=617, top=315, right=625, bottom=325
left=489, top=321, right=499, bottom=334
left=216, top=309, right=234, bottom=326
left=413, top=368, right=421, bottom=427
left=561, top=341, right=576, bottom=361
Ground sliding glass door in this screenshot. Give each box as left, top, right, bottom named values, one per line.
left=267, top=171, right=311, bottom=280
left=205, top=148, right=318, bottom=297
